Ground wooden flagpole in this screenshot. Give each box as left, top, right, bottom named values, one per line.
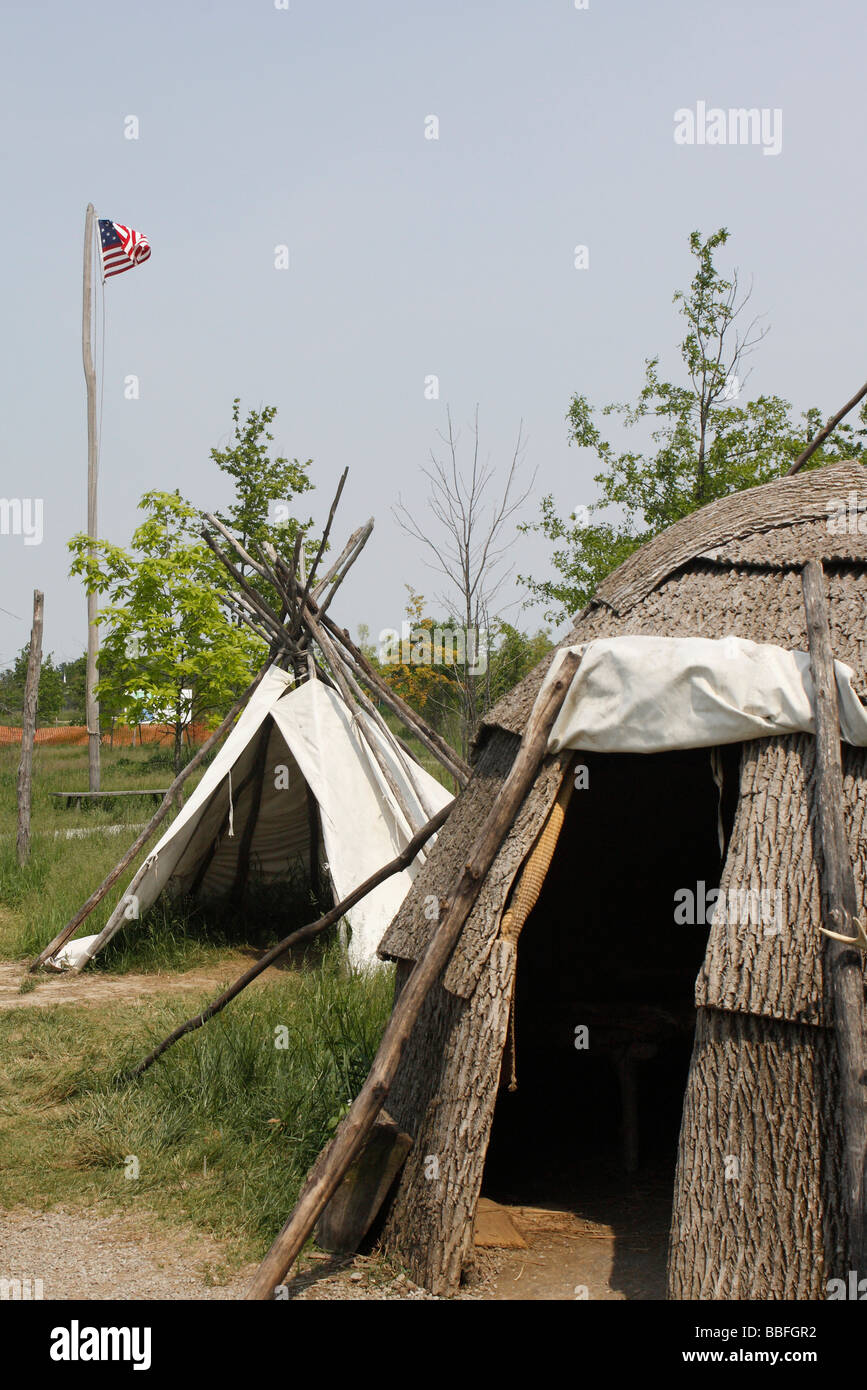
left=82, top=203, right=101, bottom=792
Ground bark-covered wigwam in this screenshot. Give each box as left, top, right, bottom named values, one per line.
left=362, top=460, right=867, bottom=1299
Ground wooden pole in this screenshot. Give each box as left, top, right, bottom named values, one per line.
left=16, top=589, right=44, bottom=865
left=786, top=379, right=867, bottom=476
left=801, top=559, right=867, bottom=1278
left=83, top=203, right=101, bottom=792
left=244, top=648, right=581, bottom=1299
left=125, top=801, right=454, bottom=1080
left=30, top=661, right=274, bottom=970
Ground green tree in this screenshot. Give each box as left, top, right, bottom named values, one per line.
left=57, top=655, right=87, bottom=724
left=378, top=588, right=463, bottom=740
left=521, top=228, right=867, bottom=622
left=70, top=491, right=264, bottom=772
left=211, top=398, right=314, bottom=580
left=0, top=647, right=64, bottom=725
left=487, top=622, right=552, bottom=706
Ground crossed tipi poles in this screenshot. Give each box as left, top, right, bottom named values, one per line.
left=32, top=472, right=469, bottom=974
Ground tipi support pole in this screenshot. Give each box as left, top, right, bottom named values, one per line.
left=29, top=661, right=274, bottom=971
left=83, top=203, right=101, bottom=792
left=307, top=612, right=426, bottom=835
left=321, top=617, right=470, bottom=786
left=801, top=559, right=867, bottom=1278
left=244, top=649, right=581, bottom=1299
left=125, top=800, right=455, bottom=1080
left=16, top=589, right=44, bottom=865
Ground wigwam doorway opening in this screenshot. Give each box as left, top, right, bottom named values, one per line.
left=480, top=744, right=741, bottom=1296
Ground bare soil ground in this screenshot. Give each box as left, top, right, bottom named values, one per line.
left=0, top=1199, right=667, bottom=1301
left=0, top=1206, right=258, bottom=1300
left=480, top=1203, right=668, bottom=1300
left=0, top=960, right=281, bottom=1012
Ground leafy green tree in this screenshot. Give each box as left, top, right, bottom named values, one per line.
left=0, top=647, right=64, bottom=725
left=57, top=655, right=87, bottom=724
left=521, top=229, right=867, bottom=622
left=211, top=399, right=314, bottom=580
left=70, top=491, right=264, bottom=772
left=487, top=623, right=552, bottom=706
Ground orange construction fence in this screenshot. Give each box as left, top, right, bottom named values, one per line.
left=0, top=723, right=212, bottom=747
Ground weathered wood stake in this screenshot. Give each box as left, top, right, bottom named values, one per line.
left=16, top=589, right=44, bottom=865
left=801, top=559, right=867, bottom=1278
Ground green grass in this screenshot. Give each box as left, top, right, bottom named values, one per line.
left=0, top=741, right=226, bottom=970
left=0, top=716, right=456, bottom=972
left=0, top=948, right=393, bottom=1261
left=94, top=873, right=334, bottom=975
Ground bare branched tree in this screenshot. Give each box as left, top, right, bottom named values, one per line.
left=394, top=406, right=534, bottom=755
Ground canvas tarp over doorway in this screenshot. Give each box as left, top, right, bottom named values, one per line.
left=542, top=635, right=867, bottom=755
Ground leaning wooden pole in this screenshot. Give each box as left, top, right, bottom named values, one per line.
left=244, top=648, right=581, bottom=1299
left=126, top=801, right=454, bottom=1080
left=801, top=559, right=867, bottom=1279
left=786, top=379, right=867, bottom=476
left=30, top=661, right=274, bottom=971
left=82, top=202, right=101, bottom=792
left=16, top=589, right=44, bottom=866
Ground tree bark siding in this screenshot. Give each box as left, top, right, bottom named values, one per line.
left=697, top=735, right=867, bottom=1026
left=668, top=1007, right=845, bottom=1299
left=382, top=941, right=518, bottom=1294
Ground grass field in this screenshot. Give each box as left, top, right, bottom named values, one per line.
left=0, top=733, right=399, bottom=1274
left=0, top=950, right=393, bottom=1267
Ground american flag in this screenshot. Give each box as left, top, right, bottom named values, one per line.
left=98, top=219, right=151, bottom=280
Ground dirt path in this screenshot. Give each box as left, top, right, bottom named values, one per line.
left=0, top=1202, right=665, bottom=1301
left=0, top=958, right=287, bottom=1011
left=0, top=1206, right=258, bottom=1300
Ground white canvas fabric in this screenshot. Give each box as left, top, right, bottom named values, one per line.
left=543, top=635, right=867, bottom=755
left=55, top=668, right=452, bottom=971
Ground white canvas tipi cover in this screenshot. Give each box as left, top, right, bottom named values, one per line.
left=58, top=667, right=452, bottom=970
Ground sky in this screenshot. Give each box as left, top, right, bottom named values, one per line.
left=1, top=0, right=865, bottom=667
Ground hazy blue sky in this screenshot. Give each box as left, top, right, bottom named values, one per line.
left=1, top=0, right=864, bottom=666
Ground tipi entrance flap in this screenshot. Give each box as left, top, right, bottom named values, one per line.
left=172, top=721, right=315, bottom=899
left=127, top=665, right=295, bottom=919
left=543, top=635, right=867, bottom=755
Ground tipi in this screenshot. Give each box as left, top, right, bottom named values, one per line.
left=34, top=481, right=467, bottom=975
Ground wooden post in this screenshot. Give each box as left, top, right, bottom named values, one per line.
left=801, top=559, right=867, bottom=1279
left=82, top=203, right=100, bottom=792
left=244, top=648, right=581, bottom=1298
left=16, top=589, right=44, bottom=865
